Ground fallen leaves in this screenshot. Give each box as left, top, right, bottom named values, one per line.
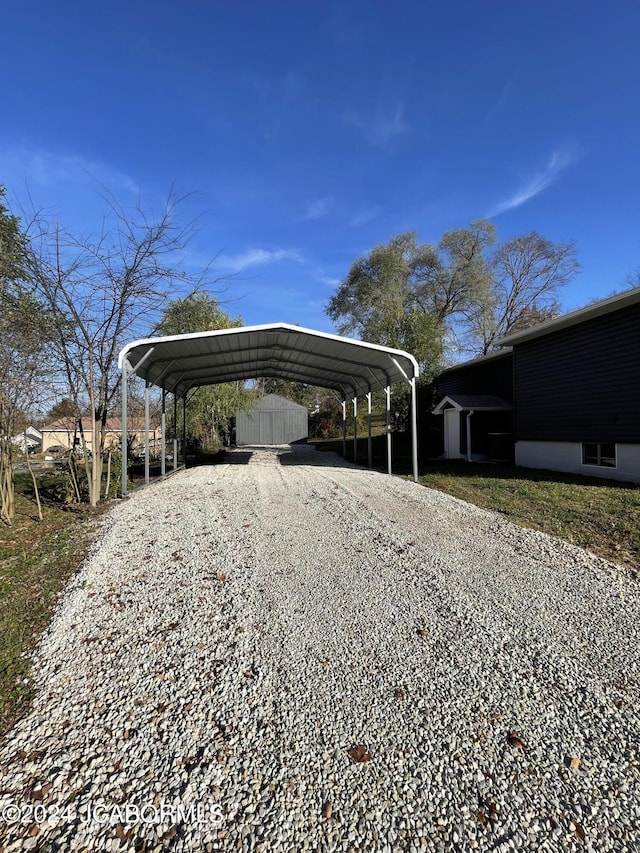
left=477, top=799, right=499, bottom=831
left=347, top=743, right=371, bottom=763
left=114, top=823, right=134, bottom=844
left=506, top=731, right=525, bottom=750
left=29, top=782, right=53, bottom=801
left=570, top=819, right=586, bottom=841
left=476, top=810, right=492, bottom=831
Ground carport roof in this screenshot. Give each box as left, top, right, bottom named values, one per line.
left=118, top=323, right=420, bottom=398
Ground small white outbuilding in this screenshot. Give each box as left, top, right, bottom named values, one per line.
left=236, top=394, right=308, bottom=446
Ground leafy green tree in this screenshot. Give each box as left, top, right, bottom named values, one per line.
left=327, top=220, right=579, bottom=366
left=0, top=193, right=28, bottom=288
left=326, top=227, right=491, bottom=378
left=157, top=293, right=254, bottom=448
left=157, top=291, right=240, bottom=335
left=0, top=187, right=52, bottom=522
left=413, top=219, right=496, bottom=324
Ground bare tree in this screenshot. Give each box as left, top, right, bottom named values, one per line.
left=27, top=191, right=220, bottom=506
left=466, top=232, right=580, bottom=354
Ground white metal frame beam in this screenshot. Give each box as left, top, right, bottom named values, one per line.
left=118, top=324, right=420, bottom=494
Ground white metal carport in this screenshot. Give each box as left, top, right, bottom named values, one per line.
left=117, top=323, right=420, bottom=494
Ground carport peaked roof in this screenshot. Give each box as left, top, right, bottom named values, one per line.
left=118, top=323, right=420, bottom=398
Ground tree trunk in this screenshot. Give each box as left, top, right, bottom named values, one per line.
left=0, top=443, right=14, bottom=524
left=68, top=458, right=81, bottom=503
left=89, top=417, right=101, bottom=506
left=104, top=450, right=112, bottom=499
left=26, top=455, right=43, bottom=521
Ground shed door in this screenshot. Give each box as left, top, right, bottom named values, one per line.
left=444, top=409, right=463, bottom=459
left=259, top=411, right=276, bottom=444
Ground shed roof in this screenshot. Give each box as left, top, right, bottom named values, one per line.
left=433, top=394, right=512, bottom=414
left=248, top=394, right=308, bottom=412
left=118, top=323, right=419, bottom=398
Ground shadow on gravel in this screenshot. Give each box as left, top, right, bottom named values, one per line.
left=222, top=451, right=254, bottom=465
left=276, top=446, right=376, bottom=470
left=278, top=451, right=356, bottom=468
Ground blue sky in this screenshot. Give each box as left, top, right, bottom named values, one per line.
left=2, top=1, right=639, bottom=334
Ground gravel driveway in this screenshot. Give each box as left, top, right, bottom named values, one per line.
left=1, top=445, right=638, bottom=852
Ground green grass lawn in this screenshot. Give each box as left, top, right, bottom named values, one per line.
left=312, top=438, right=640, bottom=568
left=0, top=488, right=104, bottom=735
left=417, top=461, right=640, bottom=570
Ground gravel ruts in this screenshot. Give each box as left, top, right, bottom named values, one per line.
left=1, top=445, right=639, bottom=852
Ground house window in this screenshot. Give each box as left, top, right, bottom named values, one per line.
left=582, top=442, right=616, bottom=468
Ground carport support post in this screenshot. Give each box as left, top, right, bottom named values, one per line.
left=385, top=386, right=392, bottom=475
left=182, top=396, right=187, bottom=467
left=119, top=345, right=154, bottom=496
left=366, top=391, right=372, bottom=468
left=173, top=394, right=178, bottom=469
left=341, top=400, right=347, bottom=459
left=410, top=376, right=418, bottom=483
left=161, top=387, right=166, bottom=478
left=120, top=364, right=128, bottom=496
left=144, top=379, right=150, bottom=485
left=352, top=397, right=357, bottom=463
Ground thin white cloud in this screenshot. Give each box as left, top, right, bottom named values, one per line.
left=487, top=147, right=577, bottom=217
left=302, top=197, right=332, bottom=221
left=346, top=100, right=408, bottom=147
left=0, top=147, right=139, bottom=194
left=484, top=70, right=520, bottom=125
left=319, top=274, right=341, bottom=288
left=350, top=205, right=382, bottom=226
left=217, top=247, right=304, bottom=273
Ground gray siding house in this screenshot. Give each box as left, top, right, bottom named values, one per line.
left=236, top=394, right=308, bottom=446
left=433, top=286, right=640, bottom=483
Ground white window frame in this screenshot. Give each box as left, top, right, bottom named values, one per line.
left=581, top=442, right=617, bottom=469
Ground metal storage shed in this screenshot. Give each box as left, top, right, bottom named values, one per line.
left=118, top=322, right=420, bottom=493
left=236, top=394, right=308, bottom=446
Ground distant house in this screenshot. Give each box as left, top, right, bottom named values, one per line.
left=236, top=394, right=308, bottom=446
left=433, top=286, right=640, bottom=483
left=11, top=426, right=42, bottom=454
left=41, top=417, right=158, bottom=456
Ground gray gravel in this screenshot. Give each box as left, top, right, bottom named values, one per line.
left=1, top=444, right=639, bottom=852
